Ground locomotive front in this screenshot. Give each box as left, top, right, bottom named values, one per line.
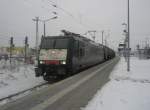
left=35, top=37, right=71, bottom=80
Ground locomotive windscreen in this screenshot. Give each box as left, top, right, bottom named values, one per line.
left=39, top=38, right=69, bottom=61
left=41, top=38, right=69, bottom=49
left=39, top=49, right=67, bottom=61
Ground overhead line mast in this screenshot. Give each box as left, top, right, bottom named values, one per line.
left=32, top=17, right=39, bottom=60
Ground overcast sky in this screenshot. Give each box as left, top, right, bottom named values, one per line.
left=0, top=0, right=150, bottom=50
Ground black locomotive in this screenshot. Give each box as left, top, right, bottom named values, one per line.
left=35, top=30, right=115, bottom=81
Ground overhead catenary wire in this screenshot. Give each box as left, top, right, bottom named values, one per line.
left=0, top=34, right=10, bottom=39
left=0, top=36, right=9, bottom=40
left=0, top=39, right=9, bottom=42
left=22, top=0, right=100, bottom=39
left=22, top=0, right=94, bottom=31
left=0, top=34, right=30, bottom=45
left=44, top=0, right=94, bottom=30
left=22, top=0, right=55, bottom=16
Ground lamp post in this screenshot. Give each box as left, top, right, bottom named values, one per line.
left=127, top=0, right=130, bottom=71
left=40, top=16, right=57, bottom=37
left=101, top=30, right=104, bottom=45
left=122, top=0, right=130, bottom=71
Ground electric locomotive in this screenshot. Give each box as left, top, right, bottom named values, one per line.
left=35, top=30, right=115, bottom=81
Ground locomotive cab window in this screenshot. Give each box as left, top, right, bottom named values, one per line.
left=41, top=38, right=69, bottom=49
left=55, top=39, right=69, bottom=49
left=41, top=38, right=55, bottom=49
left=39, top=38, right=69, bottom=61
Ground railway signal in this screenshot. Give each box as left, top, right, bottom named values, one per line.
left=25, top=36, right=29, bottom=63
left=10, top=37, right=15, bottom=64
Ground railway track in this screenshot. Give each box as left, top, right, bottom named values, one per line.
left=0, top=82, right=48, bottom=104
left=0, top=57, right=119, bottom=107
left=0, top=57, right=119, bottom=110
left=0, top=77, right=65, bottom=105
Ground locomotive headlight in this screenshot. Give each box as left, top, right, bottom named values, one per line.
left=40, top=61, right=44, bottom=64
left=61, top=61, right=66, bottom=64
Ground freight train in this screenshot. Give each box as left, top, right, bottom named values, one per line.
left=35, top=30, right=115, bottom=81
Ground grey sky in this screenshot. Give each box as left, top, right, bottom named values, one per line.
left=0, top=0, right=150, bottom=50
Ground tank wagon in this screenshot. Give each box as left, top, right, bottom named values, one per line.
left=35, top=30, right=115, bottom=81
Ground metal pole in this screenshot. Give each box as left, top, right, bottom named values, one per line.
left=105, top=39, right=107, bottom=46
left=10, top=39, right=12, bottom=64
left=36, top=17, right=39, bottom=60
left=10, top=37, right=13, bottom=64
left=33, top=17, right=39, bottom=60
left=44, top=21, right=46, bottom=37
left=25, top=36, right=28, bottom=63
left=93, top=31, right=96, bottom=41
left=127, top=0, right=130, bottom=71
left=41, top=16, right=57, bottom=38
left=25, top=43, right=26, bottom=63
left=102, top=30, right=104, bottom=45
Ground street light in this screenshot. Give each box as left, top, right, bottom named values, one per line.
left=40, top=16, right=58, bottom=37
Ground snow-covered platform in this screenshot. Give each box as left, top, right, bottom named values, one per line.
left=83, top=57, right=150, bottom=110
left=0, top=57, right=119, bottom=110
left=1, top=57, right=150, bottom=110
left=0, top=60, right=45, bottom=102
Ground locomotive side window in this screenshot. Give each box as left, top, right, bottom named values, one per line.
left=80, top=48, right=85, bottom=57
left=41, top=38, right=55, bottom=49
left=74, top=40, right=79, bottom=57
left=79, top=42, right=85, bottom=57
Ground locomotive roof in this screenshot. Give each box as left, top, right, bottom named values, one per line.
left=42, top=30, right=105, bottom=48
left=44, top=35, right=103, bottom=47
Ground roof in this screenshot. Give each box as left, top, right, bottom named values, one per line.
left=44, top=30, right=103, bottom=47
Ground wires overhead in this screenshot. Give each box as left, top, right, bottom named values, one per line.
left=0, top=37, right=9, bottom=41
left=0, top=34, right=28, bottom=41
left=23, top=0, right=94, bottom=30
left=0, top=34, right=10, bottom=40
left=22, top=0, right=97, bottom=35
left=43, top=0, right=94, bottom=30
left=22, top=0, right=55, bottom=16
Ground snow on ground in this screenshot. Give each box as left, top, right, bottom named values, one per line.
left=83, top=57, right=150, bottom=110
left=0, top=59, right=45, bottom=100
